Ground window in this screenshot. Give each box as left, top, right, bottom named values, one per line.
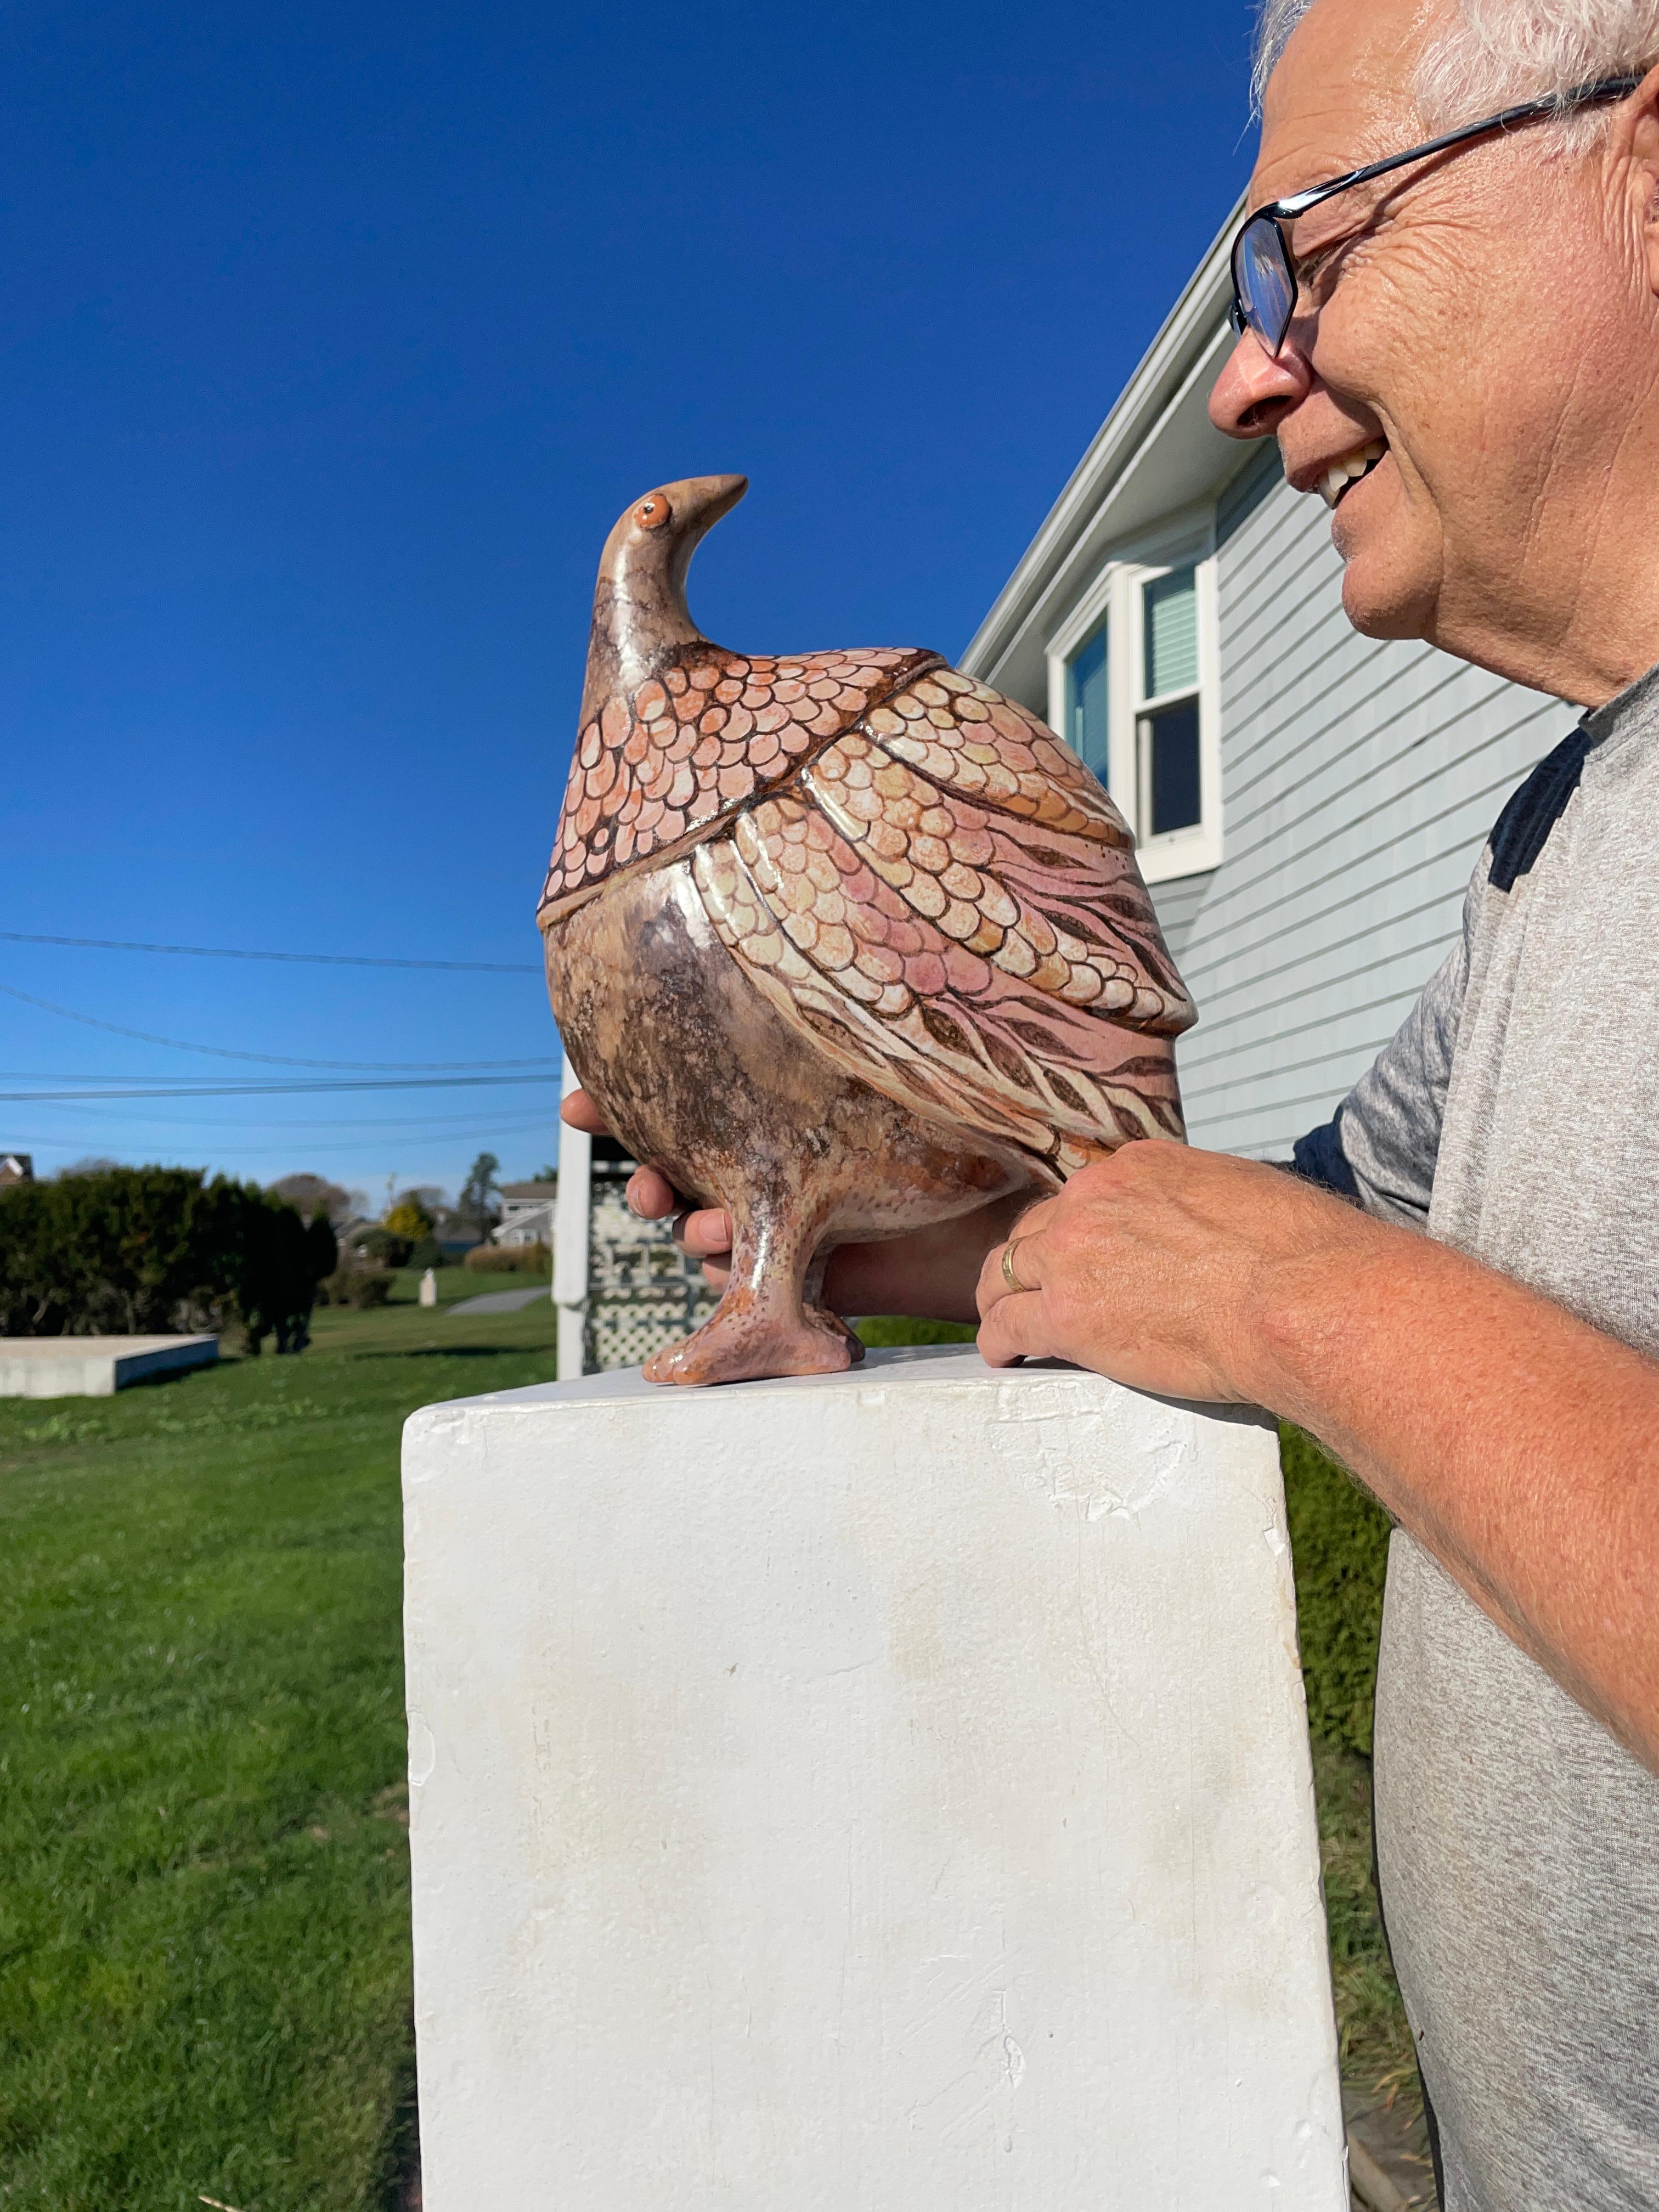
left=1137, top=566, right=1202, bottom=838
left=1045, top=532, right=1221, bottom=883
left=1066, top=622, right=1109, bottom=784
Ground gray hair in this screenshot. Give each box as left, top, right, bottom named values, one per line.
left=1252, top=0, right=1659, bottom=149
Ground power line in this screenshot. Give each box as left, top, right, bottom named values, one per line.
left=0, top=1073, right=559, bottom=1102
left=3, top=1132, right=562, bottom=1167
left=0, top=929, right=541, bottom=973
left=0, top=980, right=560, bottom=1073
left=137, top=1128, right=563, bottom=1160
left=0, top=1103, right=559, bottom=1133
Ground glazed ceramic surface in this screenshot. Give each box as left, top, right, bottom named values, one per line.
left=540, top=475, right=1194, bottom=1386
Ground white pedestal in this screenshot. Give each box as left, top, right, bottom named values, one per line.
left=403, top=1345, right=1345, bottom=2210
left=0, top=1333, right=218, bottom=1398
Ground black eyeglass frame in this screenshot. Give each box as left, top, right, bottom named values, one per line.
left=1227, top=70, right=1647, bottom=354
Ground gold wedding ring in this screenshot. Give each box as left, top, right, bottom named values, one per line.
left=1001, top=1237, right=1031, bottom=1295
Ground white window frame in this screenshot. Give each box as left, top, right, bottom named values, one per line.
left=1045, top=516, right=1222, bottom=885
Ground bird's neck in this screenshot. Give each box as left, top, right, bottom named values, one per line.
left=580, top=556, right=706, bottom=724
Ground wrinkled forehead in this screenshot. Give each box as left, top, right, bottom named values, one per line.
left=1252, top=0, right=1443, bottom=205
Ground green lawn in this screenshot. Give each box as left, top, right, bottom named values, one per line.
left=1, top=1289, right=1407, bottom=2207
left=0, top=1269, right=558, bottom=2212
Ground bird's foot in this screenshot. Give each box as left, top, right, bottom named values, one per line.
left=642, top=1292, right=864, bottom=1388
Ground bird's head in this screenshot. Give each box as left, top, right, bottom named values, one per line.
left=582, top=474, right=748, bottom=716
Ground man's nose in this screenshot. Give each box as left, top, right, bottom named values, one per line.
left=1209, top=328, right=1312, bottom=439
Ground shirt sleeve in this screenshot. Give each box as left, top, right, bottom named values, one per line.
left=1288, top=895, right=1473, bottom=1228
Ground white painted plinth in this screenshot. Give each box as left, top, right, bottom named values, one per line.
left=0, top=1333, right=218, bottom=1398
left=403, top=1345, right=1345, bottom=2210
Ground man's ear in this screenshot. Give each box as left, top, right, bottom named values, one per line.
left=1629, top=61, right=1659, bottom=302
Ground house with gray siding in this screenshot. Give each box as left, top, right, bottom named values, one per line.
left=961, top=205, right=1575, bottom=1159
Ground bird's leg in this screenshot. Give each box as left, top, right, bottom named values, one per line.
left=642, top=1190, right=864, bottom=1387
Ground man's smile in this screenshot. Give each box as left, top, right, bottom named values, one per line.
left=1314, top=437, right=1387, bottom=507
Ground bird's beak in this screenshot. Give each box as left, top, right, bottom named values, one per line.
left=672, top=473, right=748, bottom=538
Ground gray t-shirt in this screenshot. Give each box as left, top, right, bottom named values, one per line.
left=1292, top=661, right=1659, bottom=2211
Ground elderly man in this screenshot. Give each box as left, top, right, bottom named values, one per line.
left=565, top=0, right=1659, bottom=2199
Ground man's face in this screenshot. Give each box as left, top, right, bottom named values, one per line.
left=1210, top=0, right=1641, bottom=685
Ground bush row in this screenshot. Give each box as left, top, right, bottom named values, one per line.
left=315, top=1266, right=393, bottom=1310
left=0, top=1167, right=337, bottom=1352
left=462, top=1242, right=550, bottom=1274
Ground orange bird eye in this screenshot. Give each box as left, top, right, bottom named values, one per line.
left=635, top=495, right=670, bottom=530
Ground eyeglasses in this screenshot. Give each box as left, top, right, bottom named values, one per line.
left=1228, top=71, right=1645, bottom=356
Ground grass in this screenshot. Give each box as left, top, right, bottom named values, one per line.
left=1, top=1287, right=1409, bottom=2203
left=1279, top=1423, right=1418, bottom=2111
left=0, top=1267, right=557, bottom=2212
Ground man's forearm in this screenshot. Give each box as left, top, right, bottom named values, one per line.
left=1246, top=1223, right=1659, bottom=1773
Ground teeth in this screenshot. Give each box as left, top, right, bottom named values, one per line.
left=1319, top=440, right=1386, bottom=508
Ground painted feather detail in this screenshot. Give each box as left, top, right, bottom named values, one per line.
left=691, top=681, right=1194, bottom=1178
left=537, top=644, right=941, bottom=926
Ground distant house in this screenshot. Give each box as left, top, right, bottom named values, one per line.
left=961, top=202, right=1571, bottom=1159
left=0, top=1154, right=33, bottom=1187
left=495, top=1180, right=557, bottom=1249
left=430, top=1211, right=484, bottom=1260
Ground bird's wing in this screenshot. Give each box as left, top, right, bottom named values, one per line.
left=692, top=708, right=1194, bottom=1178
left=860, top=666, right=1133, bottom=848
left=538, top=646, right=940, bottom=927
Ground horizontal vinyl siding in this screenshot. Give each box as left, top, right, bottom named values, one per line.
left=1154, top=473, right=1574, bottom=1158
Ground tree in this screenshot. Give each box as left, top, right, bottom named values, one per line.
left=0, top=1167, right=332, bottom=1349
left=268, top=1173, right=358, bottom=1226
left=384, top=1197, right=435, bottom=1240
left=305, top=1210, right=338, bottom=1286
left=458, top=1152, right=501, bottom=1243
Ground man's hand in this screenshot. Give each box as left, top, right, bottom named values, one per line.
left=559, top=1086, right=1026, bottom=1321
left=978, top=1132, right=1659, bottom=1775
left=974, top=1139, right=1367, bottom=1400
left=561, top=1086, right=735, bottom=1280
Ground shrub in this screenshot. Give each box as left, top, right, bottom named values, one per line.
left=408, top=1235, right=445, bottom=1271
left=306, top=1211, right=338, bottom=1283
left=316, top=1267, right=392, bottom=1311
left=1280, top=1424, right=1393, bottom=1756
left=463, top=1242, right=550, bottom=1274
left=0, top=1167, right=328, bottom=1353
left=351, top=1226, right=412, bottom=1270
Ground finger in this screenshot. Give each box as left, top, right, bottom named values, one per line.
left=977, top=1223, right=1049, bottom=1320
left=560, top=1088, right=610, bottom=1135
left=627, top=1167, right=679, bottom=1219
left=675, top=1206, right=734, bottom=1259
left=975, top=1282, right=1057, bottom=1368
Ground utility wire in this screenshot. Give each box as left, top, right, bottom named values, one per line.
left=0, top=1074, right=558, bottom=1102
left=0, top=929, right=540, bottom=973
left=0, top=1103, right=560, bottom=1133
left=0, top=980, right=559, bottom=1073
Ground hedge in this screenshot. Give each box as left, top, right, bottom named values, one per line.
left=463, top=1243, right=550, bottom=1274
left=0, top=1167, right=335, bottom=1353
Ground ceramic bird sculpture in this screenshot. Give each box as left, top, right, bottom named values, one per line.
left=539, top=475, right=1195, bottom=1386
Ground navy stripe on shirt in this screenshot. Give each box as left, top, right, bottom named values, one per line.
left=1487, top=724, right=1593, bottom=893
left=1287, top=1110, right=1361, bottom=1200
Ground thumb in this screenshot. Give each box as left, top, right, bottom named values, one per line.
left=559, top=1088, right=611, bottom=1136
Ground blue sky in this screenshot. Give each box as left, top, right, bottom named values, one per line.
left=2, top=0, right=1257, bottom=1207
